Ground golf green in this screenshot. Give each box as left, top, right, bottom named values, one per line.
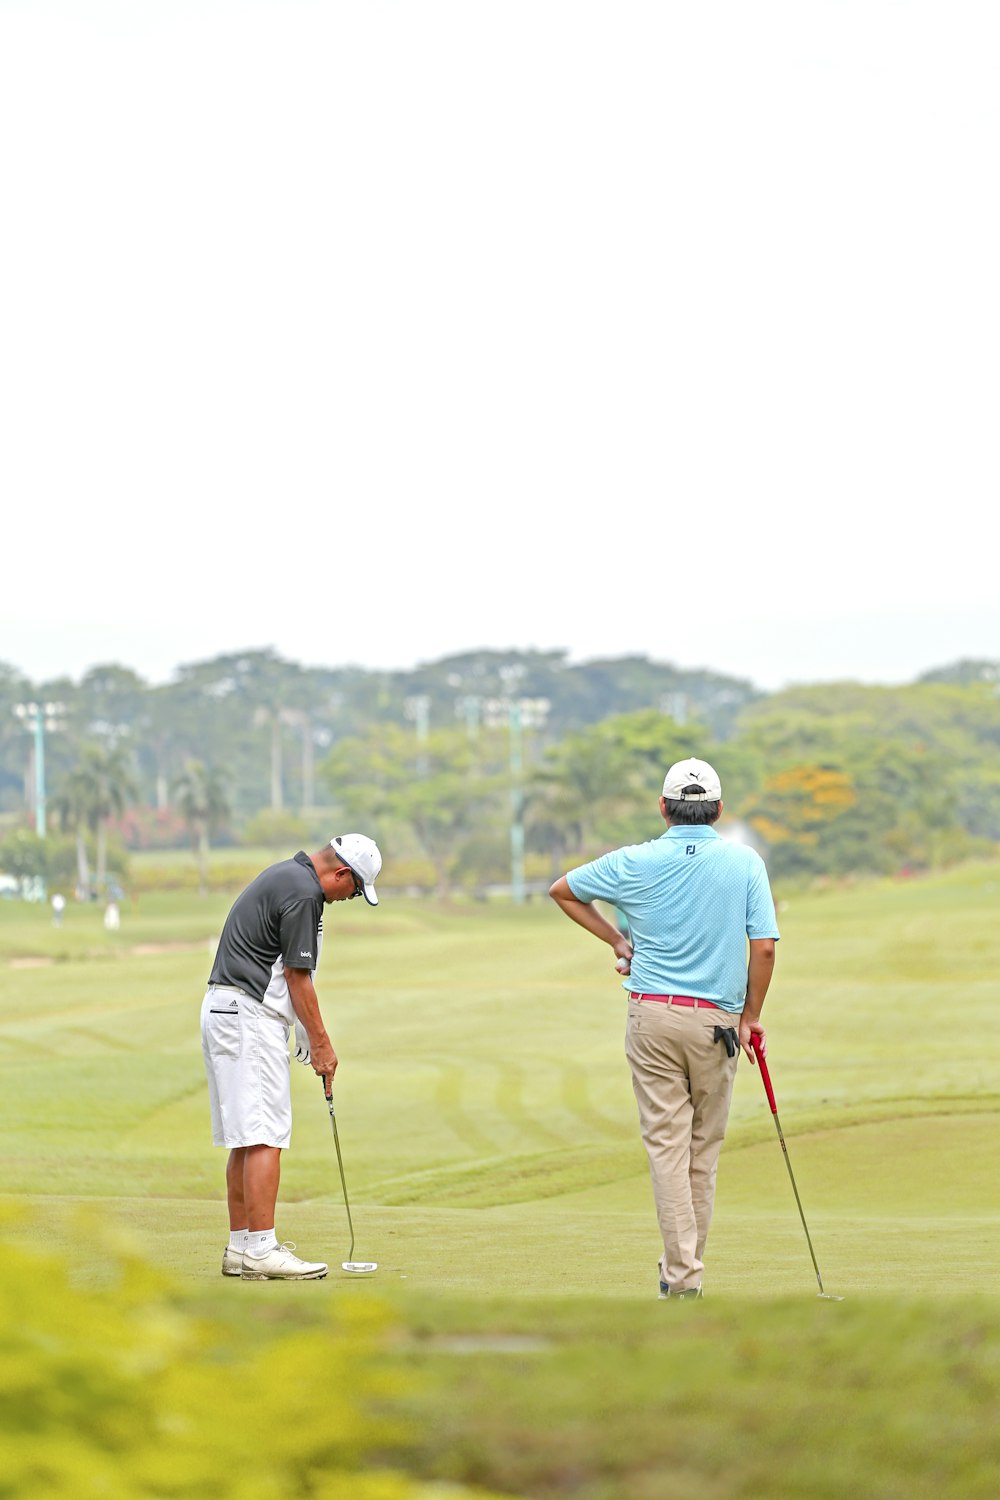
left=2, top=863, right=999, bottom=1497
left=2, top=862, right=998, bottom=1295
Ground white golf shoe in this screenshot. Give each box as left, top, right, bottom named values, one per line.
left=658, top=1265, right=703, bottom=1300
left=659, top=1283, right=703, bottom=1301
left=240, top=1241, right=328, bottom=1281
left=222, top=1247, right=243, bottom=1277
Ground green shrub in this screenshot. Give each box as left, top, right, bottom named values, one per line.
left=241, top=809, right=312, bottom=850
left=378, top=856, right=436, bottom=892
left=0, top=828, right=50, bottom=879
left=44, top=835, right=86, bottom=885
left=0, top=1214, right=509, bottom=1500
left=130, top=857, right=265, bottom=895
left=0, top=828, right=131, bottom=889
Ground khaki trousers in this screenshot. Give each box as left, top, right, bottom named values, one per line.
left=624, top=996, right=740, bottom=1292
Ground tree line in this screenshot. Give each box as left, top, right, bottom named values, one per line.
left=1, top=650, right=998, bottom=893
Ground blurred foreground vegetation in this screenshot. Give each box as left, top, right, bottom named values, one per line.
left=2, top=1218, right=998, bottom=1500
left=0, top=1216, right=506, bottom=1500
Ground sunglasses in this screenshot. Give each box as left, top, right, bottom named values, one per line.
left=344, top=866, right=364, bottom=899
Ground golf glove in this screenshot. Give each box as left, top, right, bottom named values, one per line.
left=293, top=1021, right=311, bottom=1065
left=713, top=1025, right=738, bottom=1058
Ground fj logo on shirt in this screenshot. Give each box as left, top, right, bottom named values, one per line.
left=686, top=845, right=697, bottom=855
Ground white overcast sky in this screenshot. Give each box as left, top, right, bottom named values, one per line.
left=1, top=0, right=997, bottom=692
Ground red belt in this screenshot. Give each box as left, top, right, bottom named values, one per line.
left=629, top=992, right=721, bottom=1010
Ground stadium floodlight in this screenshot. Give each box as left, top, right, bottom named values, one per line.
left=13, top=701, right=65, bottom=837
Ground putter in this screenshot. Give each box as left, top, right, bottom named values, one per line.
left=322, top=1077, right=378, bottom=1274
left=750, top=1034, right=843, bottom=1301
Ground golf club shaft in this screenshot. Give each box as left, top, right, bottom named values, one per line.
left=323, top=1077, right=355, bottom=1262
left=750, top=1035, right=826, bottom=1295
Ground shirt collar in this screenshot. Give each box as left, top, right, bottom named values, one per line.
left=293, top=850, right=322, bottom=890
left=661, top=825, right=721, bottom=841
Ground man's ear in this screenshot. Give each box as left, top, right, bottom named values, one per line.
left=659, top=796, right=669, bottom=822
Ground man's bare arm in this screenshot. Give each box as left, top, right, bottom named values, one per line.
left=739, top=938, right=776, bottom=1063
left=549, top=876, right=633, bottom=968
left=286, top=967, right=338, bottom=1095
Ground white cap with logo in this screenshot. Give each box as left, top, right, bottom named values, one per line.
left=330, top=834, right=383, bottom=906
left=662, top=757, right=722, bottom=801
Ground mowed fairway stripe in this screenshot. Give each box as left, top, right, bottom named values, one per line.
left=1, top=863, right=999, bottom=1297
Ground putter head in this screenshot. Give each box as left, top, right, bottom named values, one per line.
left=342, top=1260, right=378, bottom=1274
left=818, top=1292, right=845, bottom=1301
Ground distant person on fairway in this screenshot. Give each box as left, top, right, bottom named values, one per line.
left=550, top=758, right=779, bottom=1300
left=201, top=835, right=382, bottom=1282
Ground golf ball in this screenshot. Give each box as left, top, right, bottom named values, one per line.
left=616, top=957, right=630, bottom=973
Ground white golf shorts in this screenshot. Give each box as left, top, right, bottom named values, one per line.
left=200, top=987, right=292, bottom=1149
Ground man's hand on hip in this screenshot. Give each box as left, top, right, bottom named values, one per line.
left=613, top=938, right=633, bottom=974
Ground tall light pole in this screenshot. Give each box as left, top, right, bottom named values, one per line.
left=456, top=694, right=481, bottom=739
left=508, top=701, right=525, bottom=904
left=661, top=691, right=688, bottom=726
left=483, top=693, right=551, bottom=903
left=13, top=701, right=64, bottom=837
left=404, top=694, right=431, bottom=777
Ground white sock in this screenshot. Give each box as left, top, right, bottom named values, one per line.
left=248, top=1229, right=278, bottom=1256
left=229, top=1229, right=248, bottom=1252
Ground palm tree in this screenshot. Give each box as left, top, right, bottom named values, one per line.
left=253, top=705, right=287, bottom=810
left=53, top=743, right=137, bottom=893
left=53, top=768, right=94, bottom=892
left=244, top=651, right=309, bottom=811
left=95, top=743, right=137, bottom=887
left=281, top=708, right=315, bottom=814
left=253, top=702, right=316, bottom=813
left=527, top=734, right=642, bottom=862
left=172, top=761, right=231, bottom=894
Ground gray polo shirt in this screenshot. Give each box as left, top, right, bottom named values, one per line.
left=208, top=851, right=324, bottom=1002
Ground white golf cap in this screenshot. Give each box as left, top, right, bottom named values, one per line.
left=330, top=834, right=382, bottom=906
left=662, top=757, right=722, bottom=801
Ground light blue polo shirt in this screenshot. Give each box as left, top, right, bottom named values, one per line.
left=566, top=826, right=780, bottom=1013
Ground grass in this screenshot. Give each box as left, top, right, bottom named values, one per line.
left=392, top=1293, right=1000, bottom=1500
left=2, top=860, right=1000, bottom=1496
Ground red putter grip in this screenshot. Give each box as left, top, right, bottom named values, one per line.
left=750, top=1032, right=778, bottom=1114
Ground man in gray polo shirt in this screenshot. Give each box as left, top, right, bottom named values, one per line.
left=550, top=758, right=779, bottom=1299
left=201, top=834, right=381, bottom=1281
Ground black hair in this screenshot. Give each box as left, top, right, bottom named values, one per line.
left=663, top=792, right=721, bottom=825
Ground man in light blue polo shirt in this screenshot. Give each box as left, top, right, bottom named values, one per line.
left=550, top=757, right=779, bottom=1300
